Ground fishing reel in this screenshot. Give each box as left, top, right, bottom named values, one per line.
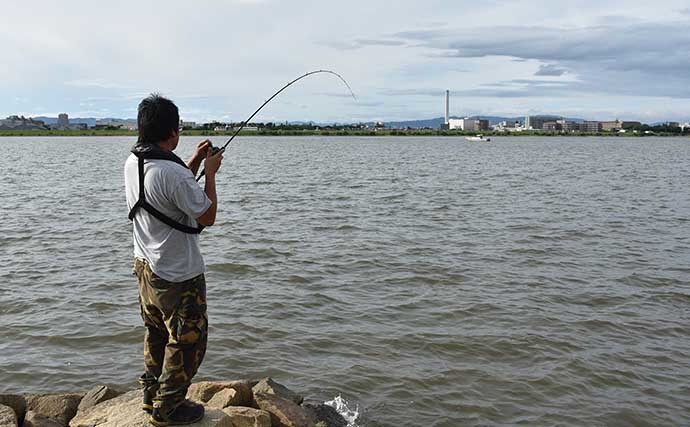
left=208, top=142, right=223, bottom=155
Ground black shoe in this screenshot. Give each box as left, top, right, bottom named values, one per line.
left=149, top=401, right=205, bottom=426
left=139, top=372, right=158, bottom=414
left=143, top=389, right=154, bottom=414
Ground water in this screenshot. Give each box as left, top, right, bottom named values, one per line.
left=1, top=136, right=690, bottom=426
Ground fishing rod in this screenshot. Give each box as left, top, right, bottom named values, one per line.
left=196, top=69, right=356, bottom=181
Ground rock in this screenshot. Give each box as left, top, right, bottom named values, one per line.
left=207, top=389, right=239, bottom=410
left=253, top=393, right=313, bottom=427
left=187, top=381, right=254, bottom=407
left=251, top=378, right=303, bottom=405
left=26, top=393, right=83, bottom=426
left=0, top=395, right=26, bottom=421
left=23, top=411, right=63, bottom=427
left=69, top=390, right=232, bottom=427
left=303, top=403, right=347, bottom=427
left=221, top=406, right=271, bottom=427
left=77, top=386, right=122, bottom=413
left=0, top=404, right=17, bottom=427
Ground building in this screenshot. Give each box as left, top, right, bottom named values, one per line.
left=57, top=113, right=69, bottom=128
left=444, top=90, right=450, bottom=130
left=0, top=116, right=48, bottom=130
left=601, top=120, right=642, bottom=132
left=526, top=116, right=547, bottom=130
left=493, top=121, right=525, bottom=132
left=600, top=120, right=622, bottom=131
left=180, top=121, right=197, bottom=129
left=447, top=118, right=468, bottom=130
left=448, top=117, right=488, bottom=131
left=580, top=121, right=601, bottom=133
left=543, top=121, right=561, bottom=132
left=557, top=119, right=579, bottom=132
left=95, top=118, right=137, bottom=130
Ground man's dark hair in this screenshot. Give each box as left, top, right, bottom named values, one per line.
left=137, top=93, right=179, bottom=144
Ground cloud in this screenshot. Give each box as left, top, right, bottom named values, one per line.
left=3, top=0, right=690, bottom=122
left=349, top=21, right=690, bottom=98
left=380, top=78, right=576, bottom=99
left=534, top=64, right=568, bottom=76
left=65, top=79, right=125, bottom=89
left=356, top=39, right=407, bottom=47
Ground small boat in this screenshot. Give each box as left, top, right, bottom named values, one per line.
left=465, top=135, right=491, bottom=142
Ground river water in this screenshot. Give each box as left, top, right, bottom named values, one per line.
left=1, top=136, right=689, bottom=426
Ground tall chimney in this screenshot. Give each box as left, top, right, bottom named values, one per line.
left=445, top=90, right=450, bottom=125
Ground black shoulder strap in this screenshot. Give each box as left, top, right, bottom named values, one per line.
left=128, top=156, right=204, bottom=234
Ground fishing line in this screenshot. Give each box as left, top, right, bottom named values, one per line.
left=196, top=69, right=356, bottom=181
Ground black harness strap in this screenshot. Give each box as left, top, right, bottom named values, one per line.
left=128, top=154, right=204, bottom=234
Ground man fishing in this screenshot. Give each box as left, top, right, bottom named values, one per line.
left=124, top=94, right=224, bottom=426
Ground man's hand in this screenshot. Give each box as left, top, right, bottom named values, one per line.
left=204, top=147, right=224, bottom=176
left=193, top=139, right=212, bottom=160
left=187, top=139, right=213, bottom=175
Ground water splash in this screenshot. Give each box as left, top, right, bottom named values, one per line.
left=325, top=395, right=360, bottom=427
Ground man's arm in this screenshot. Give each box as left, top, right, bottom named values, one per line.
left=196, top=149, right=224, bottom=226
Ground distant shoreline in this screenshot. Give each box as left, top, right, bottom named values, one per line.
left=0, top=129, right=687, bottom=137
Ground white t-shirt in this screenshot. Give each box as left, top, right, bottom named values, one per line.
left=124, top=154, right=212, bottom=282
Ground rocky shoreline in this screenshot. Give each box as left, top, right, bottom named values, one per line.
left=0, top=378, right=348, bottom=427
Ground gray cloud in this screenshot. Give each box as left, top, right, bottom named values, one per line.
left=350, top=21, right=690, bottom=98
left=378, top=88, right=446, bottom=97
left=320, top=92, right=361, bottom=98
left=379, top=79, right=576, bottom=98
left=356, top=39, right=407, bottom=47
left=324, top=38, right=407, bottom=50
left=535, top=64, right=568, bottom=76
left=681, top=8, right=690, bottom=15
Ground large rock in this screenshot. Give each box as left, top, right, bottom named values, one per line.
left=26, top=393, right=84, bottom=426
left=252, top=378, right=303, bottom=405
left=303, top=404, right=346, bottom=427
left=0, top=404, right=17, bottom=427
left=207, top=389, right=239, bottom=410
left=23, top=411, right=63, bottom=427
left=253, top=393, right=313, bottom=427
left=69, top=390, right=232, bottom=427
left=0, top=395, right=26, bottom=421
left=221, top=407, right=271, bottom=427
left=77, top=386, right=122, bottom=412
left=188, top=381, right=254, bottom=407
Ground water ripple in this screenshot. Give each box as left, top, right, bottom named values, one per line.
left=1, top=136, right=690, bottom=426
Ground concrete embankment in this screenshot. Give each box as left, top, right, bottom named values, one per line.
left=0, top=377, right=346, bottom=427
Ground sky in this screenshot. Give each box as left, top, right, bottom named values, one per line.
left=2, top=0, right=690, bottom=124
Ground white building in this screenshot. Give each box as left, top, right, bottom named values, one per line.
left=448, top=117, right=476, bottom=131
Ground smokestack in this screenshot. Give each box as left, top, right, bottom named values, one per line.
left=445, top=90, right=449, bottom=124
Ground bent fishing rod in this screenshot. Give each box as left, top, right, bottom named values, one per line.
left=196, top=69, right=356, bottom=181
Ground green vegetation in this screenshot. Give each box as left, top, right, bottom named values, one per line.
left=0, top=129, right=138, bottom=137
left=0, top=128, right=688, bottom=138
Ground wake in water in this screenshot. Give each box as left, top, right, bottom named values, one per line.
left=325, top=395, right=360, bottom=427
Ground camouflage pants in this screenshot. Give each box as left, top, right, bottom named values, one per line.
left=134, top=259, right=208, bottom=413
